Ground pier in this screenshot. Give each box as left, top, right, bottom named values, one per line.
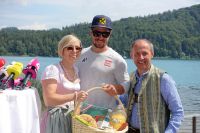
left=179, top=115, right=200, bottom=133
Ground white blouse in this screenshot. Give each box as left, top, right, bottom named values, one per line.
left=41, top=63, right=80, bottom=108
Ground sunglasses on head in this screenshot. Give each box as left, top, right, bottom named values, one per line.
left=65, top=46, right=82, bottom=51
left=92, top=30, right=110, bottom=38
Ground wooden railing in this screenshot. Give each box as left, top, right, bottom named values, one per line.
left=179, top=115, right=200, bottom=133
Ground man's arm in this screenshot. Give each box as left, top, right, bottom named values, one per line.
left=160, top=73, right=184, bottom=133
left=114, top=58, right=130, bottom=94
left=102, top=84, right=127, bottom=96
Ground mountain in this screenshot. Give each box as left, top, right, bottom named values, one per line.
left=0, top=4, right=200, bottom=59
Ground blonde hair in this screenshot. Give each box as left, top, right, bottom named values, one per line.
left=58, top=34, right=81, bottom=57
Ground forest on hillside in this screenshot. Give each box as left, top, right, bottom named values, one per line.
left=0, top=4, right=200, bottom=59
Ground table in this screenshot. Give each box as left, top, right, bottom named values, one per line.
left=0, top=87, right=41, bottom=133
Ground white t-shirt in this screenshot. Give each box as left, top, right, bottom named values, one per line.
left=41, top=63, right=80, bottom=108
left=76, top=47, right=130, bottom=109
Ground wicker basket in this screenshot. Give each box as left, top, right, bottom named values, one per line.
left=72, top=87, right=128, bottom=133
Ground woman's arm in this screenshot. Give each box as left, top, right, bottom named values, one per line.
left=42, top=79, right=88, bottom=107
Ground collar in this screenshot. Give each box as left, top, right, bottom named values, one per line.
left=135, top=70, right=149, bottom=80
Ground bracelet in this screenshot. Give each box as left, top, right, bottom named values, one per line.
left=74, top=91, right=78, bottom=107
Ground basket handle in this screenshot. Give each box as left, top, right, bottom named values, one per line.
left=73, top=86, right=125, bottom=115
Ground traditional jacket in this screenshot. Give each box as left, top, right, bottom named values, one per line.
left=127, top=65, right=170, bottom=133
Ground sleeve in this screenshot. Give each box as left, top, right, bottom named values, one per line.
left=41, top=64, right=59, bottom=81
left=114, top=58, right=130, bottom=93
left=119, top=94, right=128, bottom=107
left=160, top=73, right=184, bottom=133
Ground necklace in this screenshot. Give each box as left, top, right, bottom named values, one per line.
left=60, top=62, right=77, bottom=82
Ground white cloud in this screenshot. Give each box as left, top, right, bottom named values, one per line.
left=0, top=0, right=29, bottom=6
left=18, top=0, right=28, bottom=6
left=18, top=22, right=48, bottom=30
left=0, top=25, right=8, bottom=29
left=0, top=0, right=200, bottom=30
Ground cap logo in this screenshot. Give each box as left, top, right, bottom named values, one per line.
left=99, top=18, right=106, bottom=25
left=91, top=15, right=112, bottom=29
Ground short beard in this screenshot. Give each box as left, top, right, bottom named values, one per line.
left=93, top=42, right=106, bottom=49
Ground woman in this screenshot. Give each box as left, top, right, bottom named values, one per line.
left=40, top=34, right=88, bottom=133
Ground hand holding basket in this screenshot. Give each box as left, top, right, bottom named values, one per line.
left=72, top=86, right=128, bottom=133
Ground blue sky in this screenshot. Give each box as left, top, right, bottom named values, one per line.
left=0, top=0, right=200, bottom=30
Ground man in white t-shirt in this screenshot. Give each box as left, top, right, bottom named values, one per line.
left=77, top=15, right=130, bottom=109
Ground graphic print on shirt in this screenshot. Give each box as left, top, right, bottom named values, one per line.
left=82, top=57, right=87, bottom=63
left=104, top=59, right=112, bottom=67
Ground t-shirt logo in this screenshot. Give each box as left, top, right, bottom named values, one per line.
left=104, top=59, right=112, bottom=67
left=82, top=57, right=87, bottom=62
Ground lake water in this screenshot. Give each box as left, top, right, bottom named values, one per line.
left=1, top=56, right=200, bottom=117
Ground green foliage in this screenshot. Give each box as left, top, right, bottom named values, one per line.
left=0, top=4, right=200, bottom=59
left=31, top=79, right=45, bottom=110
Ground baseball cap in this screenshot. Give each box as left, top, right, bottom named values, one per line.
left=91, top=15, right=112, bottom=30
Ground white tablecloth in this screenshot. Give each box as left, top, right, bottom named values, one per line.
left=0, top=87, right=41, bottom=133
